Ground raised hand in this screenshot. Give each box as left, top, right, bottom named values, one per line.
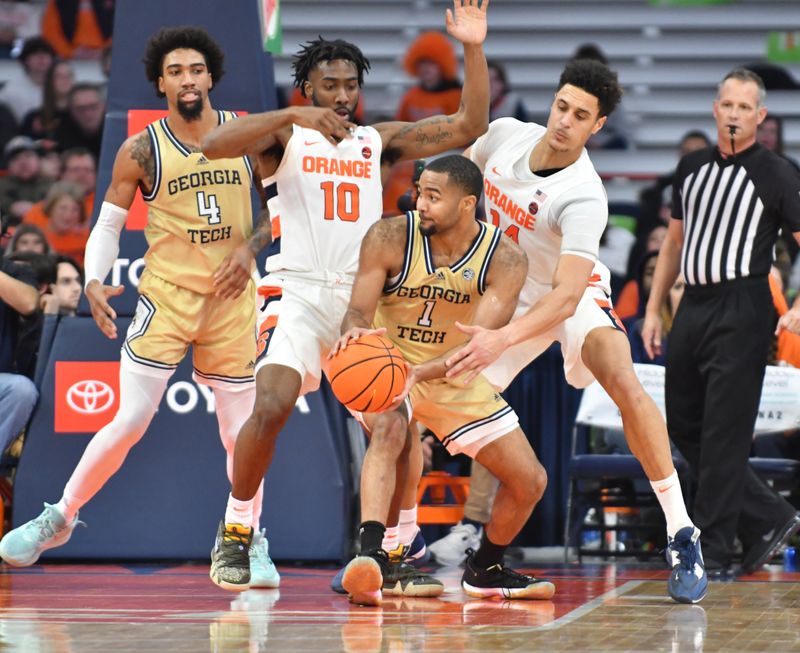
left=86, top=279, right=124, bottom=339
left=445, top=0, right=489, bottom=46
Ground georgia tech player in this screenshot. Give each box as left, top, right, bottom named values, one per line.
left=331, top=155, right=555, bottom=606
left=203, top=0, right=492, bottom=591
left=0, top=27, right=279, bottom=589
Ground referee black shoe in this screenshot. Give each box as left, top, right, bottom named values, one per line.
left=741, top=512, right=800, bottom=574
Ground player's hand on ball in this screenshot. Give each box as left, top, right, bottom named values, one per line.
left=382, top=362, right=418, bottom=413
left=329, top=326, right=387, bottom=358
left=213, top=244, right=253, bottom=299
left=86, top=279, right=124, bottom=339
left=445, top=0, right=489, bottom=46
left=291, top=106, right=355, bottom=146
left=445, top=322, right=507, bottom=384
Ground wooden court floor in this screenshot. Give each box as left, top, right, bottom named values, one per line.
left=0, top=562, right=798, bottom=652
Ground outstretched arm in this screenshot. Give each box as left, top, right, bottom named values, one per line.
left=414, top=236, right=528, bottom=384
left=446, top=251, right=591, bottom=380
left=202, top=106, right=356, bottom=160
left=377, top=0, right=490, bottom=166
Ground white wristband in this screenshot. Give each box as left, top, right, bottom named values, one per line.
left=84, top=201, right=128, bottom=289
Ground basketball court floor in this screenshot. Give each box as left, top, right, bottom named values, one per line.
left=0, top=561, right=797, bottom=652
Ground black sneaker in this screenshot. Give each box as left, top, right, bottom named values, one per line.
left=342, top=549, right=444, bottom=606
left=741, top=512, right=800, bottom=575
left=382, top=557, right=444, bottom=598
left=461, top=549, right=555, bottom=600
left=210, top=521, right=253, bottom=592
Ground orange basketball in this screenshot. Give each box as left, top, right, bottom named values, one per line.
left=328, top=334, right=407, bottom=413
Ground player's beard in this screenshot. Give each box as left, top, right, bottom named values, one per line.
left=177, top=97, right=204, bottom=122
left=311, top=92, right=358, bottom=123
left=418, top=222, right=437, bottom=236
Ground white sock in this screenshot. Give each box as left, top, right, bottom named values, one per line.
left=55, top=489, right=80, bottom=523
left=650, top=470, right=694, bottom=538
left=382, top=525, right=400, bottom=552
left=399, top=506, right=418, bottom=546
left=225, top=493, right=255, bottom=528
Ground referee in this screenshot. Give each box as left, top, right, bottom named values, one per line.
left=643, top=68, right=800, bottom=578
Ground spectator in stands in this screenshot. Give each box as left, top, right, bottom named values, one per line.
left=0, top=136, right=53, bottom=226
left=49, top=253, right=81, bottom=316
left=53, top=83, right=105, bottom=158
left=644, top=68, right=800, bottom=577
left=6, top=224, right=50, bottom=256
left=624, top=252, right=685, bottom=366
left=757, top=114, right=799, bottom=172
left=638, top=130, right=711, bottom=241
left=39, top=184, right=89, bottom=265
left=617, top=224, right=667, bottom=319
left=20, top=59, right=75, bottom=144
left=385, top=32, right=463, bottom=214
left=571, top=44, right=631, bottom=150
left=6, top=250, right=57, bottom=380
left=41, top=0, right=114, bottom=60
left=396, top=31, right=461, bottom=122
left=487, top=59, right=528, bottom=122
left=24, top=148, right=96, bottom=229
left=0, top=245, right=40, bottom=453
left=0, top=36, right=55, bottom=124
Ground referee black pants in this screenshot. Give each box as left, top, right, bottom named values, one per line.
left=665, top=276, right=796, bottom=565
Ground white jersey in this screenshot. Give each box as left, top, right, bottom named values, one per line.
left=470, top=118, right=611, bottom=296
left=264, top=124, right=384, bottom=279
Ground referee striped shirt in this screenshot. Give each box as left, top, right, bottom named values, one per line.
left=672, top=143, right=800, bottom=286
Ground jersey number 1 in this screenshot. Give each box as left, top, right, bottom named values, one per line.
left=321, top=181, right=360, bottom=222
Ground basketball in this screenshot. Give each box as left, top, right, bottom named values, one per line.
left=328, top=334, right=408, bottom=413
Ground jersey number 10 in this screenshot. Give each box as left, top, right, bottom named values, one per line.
left=321, top=181, right=360, bottom=222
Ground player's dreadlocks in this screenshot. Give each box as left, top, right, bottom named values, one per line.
left=291, top=37, right=371, bottom=97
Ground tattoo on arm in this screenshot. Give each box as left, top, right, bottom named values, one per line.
left=130, top=131, right=155, bottom=190
left=247, top=207, right=272, bottom=256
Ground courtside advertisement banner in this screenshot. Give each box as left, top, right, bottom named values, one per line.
left=576, top=364, right=800, bottom=434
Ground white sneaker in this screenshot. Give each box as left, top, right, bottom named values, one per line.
left=0, top=503, right=82, bottom=567
left=428, top=522, right=482, bottom=566
left=249, top=529, right=280, bottom=588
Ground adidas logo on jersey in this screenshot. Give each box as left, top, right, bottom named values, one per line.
left=197, top=155, right=210, bottom=165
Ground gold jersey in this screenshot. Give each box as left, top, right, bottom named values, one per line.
left=374, top=211, right=503, bottom=367
left=142, top=110, right=254, bottom=294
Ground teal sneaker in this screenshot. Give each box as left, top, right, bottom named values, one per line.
left=0, top=503, right=83, bottom=567
left=249, top=529, right=280, bottom=588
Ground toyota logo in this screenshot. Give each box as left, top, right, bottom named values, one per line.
left=66, top=380, right=115, bottom=414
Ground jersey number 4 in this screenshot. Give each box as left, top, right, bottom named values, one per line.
left=321, top=181, right=360, bottom=222
left=197, top=191, right=221, bottom=225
